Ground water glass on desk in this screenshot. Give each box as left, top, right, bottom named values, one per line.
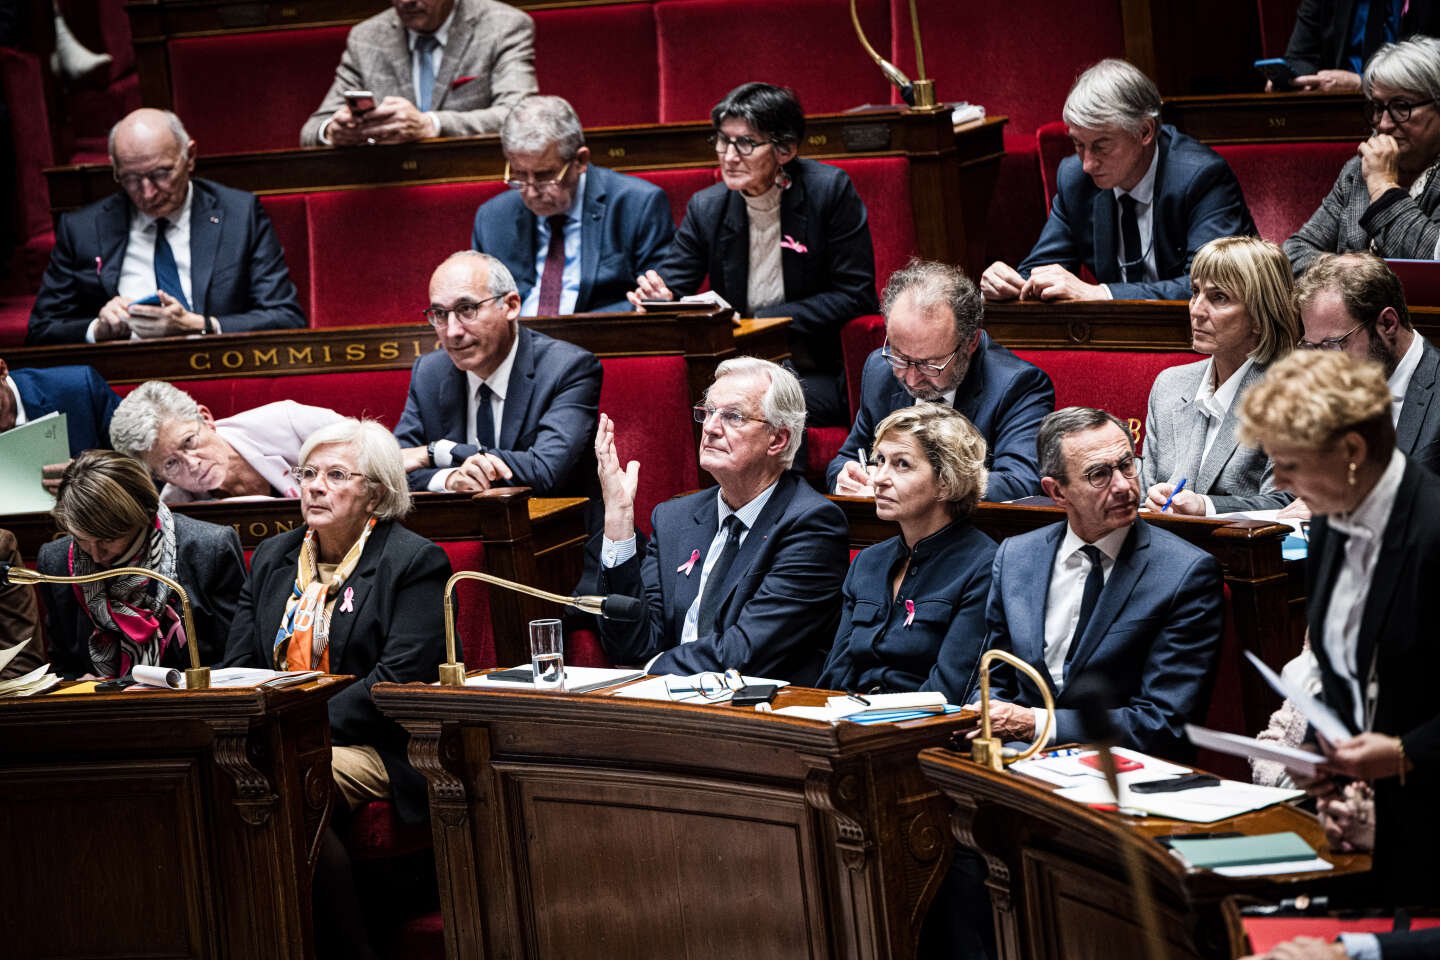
left=529, top=619, right=565, bottom=690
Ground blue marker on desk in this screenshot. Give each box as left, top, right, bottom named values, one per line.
left=1160, top=477, right=1187, bottom=513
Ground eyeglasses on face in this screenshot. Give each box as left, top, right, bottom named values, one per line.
left=114, top=166, right=179, bottom=191
left=692, top=404, right=768, bottom=430
left=291, top=465, right=375, bottom=487
left=422, top=294, right=506, bottom=326
left=503, top=159, right=571, bottom=191
left=158, top=424, right=205, bottom=479
left=1363, top=96, right=1435, bottom=126
left=1076, top=454, right=1142, bottom=489
left=1297, top=319, right=1367, bottom=352
left=707, top=133, right=775, bottom=157
left=879, top=339, right=961, bottom=377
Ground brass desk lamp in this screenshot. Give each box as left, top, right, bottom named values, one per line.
left=850, top=0, right=940, bottom=110
left=969, top=649, right=1055, bottom=770
left=1, top=563, right=209, bottom=690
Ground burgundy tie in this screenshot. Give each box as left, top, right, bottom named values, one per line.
left=536, top=213, right=568, bottom=316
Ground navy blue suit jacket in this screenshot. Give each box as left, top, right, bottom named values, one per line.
left=983, top=517, right=1224, bottom=759
left=827, top=333, right=1054, bottom=501
left=597, top=473, right=850, bottom=684
left=470, top=165, right=674, bottom=314
left=656, top=157, right=878, bottom=376
left=224, top=521, right=450, bottom=824
left=818, top=521, right=997, bottom=703
left=27, top=179, right=306, bottom=344
left=1018, top=126, right=1257, bottom=300
left=9, top=365, right=120, bottom=454
left=392, top=325, right=602, bottom=494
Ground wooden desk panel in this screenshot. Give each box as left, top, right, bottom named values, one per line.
left=1, top=678, right=353, bottom=960
left=1162, top=92, right=1368, bottom=144
left=373, top=681, right=976, bottom=960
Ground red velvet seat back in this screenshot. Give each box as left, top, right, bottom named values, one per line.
left=1197, top=584, right=1248, bottom=780
left=169, top=27, right=350, bottom=154
left=1013, top=349, right=1198, bottom=451
left=1037, top=120, right=1073, bottom=210
left=307, top=181, right=506, bottom=327
left=653, top=0, right=892, bottom=122
left=1214, top=142, right=1354, bottom=243
left=840, top=312, right=885, bottom=415
left=114, top=370, right=415, bottom=426
left=439, top=540, right=495, bottom=669
left=258, top=195, right=313, bottom=320
left=634, top=167, right=722, bottom=226
left=533, top=4, right=659, bottom=126
left=830, top=156, right=915, bottom=286
left=599, top=356, right=698, bottom=534
left=0, top=48, right=54, bottom=247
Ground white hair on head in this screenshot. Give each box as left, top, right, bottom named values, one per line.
left=109, top=380, right=201, bottom=457
left=709, top=356, right=806, bottom=467
left=501, top=95, right=585, bottom=159
left=1364, top=35, right=1440, bottom=105
left=1062, top=58, right=1161, bottom=136
left=299, top=418, right=413, bottom=520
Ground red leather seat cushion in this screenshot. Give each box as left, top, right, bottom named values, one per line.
left=258, top=195, right=312, bottom=320
left=345, top=799, right=432, bottom=861
left=533, top=4, right=658, bottom=126
left=439, top=540, right=495, bottom=670
left=1215, top=142, right=1356, bottom=243
left=307, top=182, right=505, bottom=328
left=0, top=294, right=35, bottom=347
left=114, top=370, right=414, bottom=426
left=1245, top=918, right=1440, bottom=954
left=634, top=167, right=723, bottom=227
left=168, top=27, right=350, bottom=154
left=654, top=0, right=892, bottom=121
left=1013, top=349, right=1198, bottom=451
left=600, top=356, right=698, bottom=534
left=0, top=48, right=54, bottom=249
left=841, top=313, right=886, bottom=416
left=1037, top=120, right=1073, bottom=210
left=1197, top=584, right=1248, bottom=780
left=565, top=627, right=611, bottom=669
left=804, top=426, right=847, bottom=485
left=831, top=157, right=915, bottom=286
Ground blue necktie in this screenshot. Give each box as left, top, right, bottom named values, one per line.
left=415, top=34, right=439, bottom=112
left=697, top=515, right=745, bottom=638
left=153, top=218, right=191, bottom=312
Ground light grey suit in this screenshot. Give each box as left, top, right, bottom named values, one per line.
left=1284, top=155, right=1440, bottom=275
left=1398, top=336, right=1440, bottom=476
left=300, top=0, right=536, bottom=146
left=1140, top=359, right=1290, bottom=512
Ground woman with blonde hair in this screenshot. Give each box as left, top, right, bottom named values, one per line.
left=818, top=403, right=997, bottom=702
left=1239, top=349, right=1440, bottom=905
left=1140, top=235, right=1299, bottom=515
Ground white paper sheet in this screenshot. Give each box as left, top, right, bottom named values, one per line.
left=1244, top=650, right=1351, bottom=744
left=465, top=666, right=645, bottom=694
left=1186, top=724, right=1326, bottom=776
left=0, top=636, right=32, bottom=674
left=610, top=673, right=790, bottom=702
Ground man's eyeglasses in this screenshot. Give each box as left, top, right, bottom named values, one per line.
left=879, top=339, right=962, bottom=377
left=664, top=670, right=747, bottom=702
left=114, top=166, right=179, bottom=191
left=1363, top=96, right=1435, bottom=126
left=1075, top=455, right=1142, bottom=489
left=290, top=465, right=375, bottom=487
left=707, top=133, right=775, bottom=157
left=1297, top=319, right=1367, bottom=352
left=503, top=159, right=571, bottom=191
left=422, top=295, right=505, bottom=326
left=693, top=404, right=768, bottom=430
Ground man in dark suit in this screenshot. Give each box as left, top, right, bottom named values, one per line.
left=27, top=108, right=304, bottom=345
left=471, top=96, right=673, bottom=315
left=980, top=58, right=1256, bottom=303
left=1297, top=252, right=1440, bottom=475
left=1278, top=0, right=1440, bottom=93
left=829, top=260, right=1054, bottom=502
left=971, top=406, right=1224, bottom=758
left=0, top=358, right=121, bottom=492
left=595, top=356, right=849, bottom=684
left=394, top=251, right=602, bottom=495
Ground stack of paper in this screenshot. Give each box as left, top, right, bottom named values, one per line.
left=0, top=412, right=68, bottom=516
left=0, top=639, right=58, bottom=697
left=468, top=665, right=645, bottom=694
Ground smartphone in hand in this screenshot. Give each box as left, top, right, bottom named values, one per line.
left=344, top=89, right=376, bottom=115
left=1255, top=58, right=1298, bottom=89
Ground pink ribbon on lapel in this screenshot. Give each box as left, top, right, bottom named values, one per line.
left=904, top=599, right=915, bottom=627
left=339, top=586, right=355, bottom=613
left=780, top=235, right=808, bottom=254
left=677, top=549, right=701, bottom=576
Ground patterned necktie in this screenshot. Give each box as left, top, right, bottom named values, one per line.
left=476, top=382, right=495, bottom=451
left=696, top=515, right=744, bottom=638
left=153, top=218, right=191, bottom=312
left=1066, top=544, right=1107, bottom=670
left=414, top=33, right=439, bottom=112
left=536, top=213, right=569, bottom=316
left=1118, top=193, right=1142, bottom=284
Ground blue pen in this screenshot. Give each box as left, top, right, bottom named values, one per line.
left=1160, top=477, right=1187, bottom=513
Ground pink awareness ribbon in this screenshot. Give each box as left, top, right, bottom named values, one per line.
left=904, top=599, right=915, bottom=627
left=339, top=586, right=355, bottom=613
left=780, top=235, right=808, bottom=254
left=677, top=549, right=701, bottom=576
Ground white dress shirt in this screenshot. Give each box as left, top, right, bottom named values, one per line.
left=426, top=333, right=520, bottom=491
left=3, top=375, right=27, bottom=428
left=1190, top=355, right=1257, bottom=516
left=405, top=14, right=451, bottom=135
left=90, top=185, right=195, bottom=342
left=520, top=172, right=587, bottom=317
left=1102, top=144, right=1160, bottom=298
left=1031, top=523, right=1132, bottom=743
left=744, top=184, right=785, bottom=310
left=1388, top=332, right=1425, bottom=425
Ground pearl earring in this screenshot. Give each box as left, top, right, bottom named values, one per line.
left=1347, top=461, right=1358, bottom=487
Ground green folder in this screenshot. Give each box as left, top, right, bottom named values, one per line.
left=1168, top=831, right=1316, bottom=870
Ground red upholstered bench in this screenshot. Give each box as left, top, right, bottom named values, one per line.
left=168, top=27, right=350, bottom=154
left=634, top=167, right=723, bottom=228
left=1215, top=141, right=1356, bottom=242
left=600, top=355, right=698, bottom=535
left=257, top=195, right=312, bottom=321
left=0, top=294, right=35, bottom=348
left=533, top=3, right=659, bottom=126
left=1014, top=348, right=1197, bottom=450
left=1244, top=917, right=1440, bottom=954
left=113, top=369, right=415, bottom=426
left=0, top=47, right=57, bottom=296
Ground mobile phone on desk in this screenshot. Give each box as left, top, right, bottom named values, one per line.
left=1254, top=58, right=1298, bottom=88
left=484, top=667, right=535, bottom=683
left=730, top=683, right=778, bottom=707
left=344, top=89, right=376, bottom=115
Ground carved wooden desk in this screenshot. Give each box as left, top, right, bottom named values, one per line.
left=918, top=747, right=1370, bottom=960
left=372, top=680, right=976, bottom=960
left=0, top=678, right=353, bottom=959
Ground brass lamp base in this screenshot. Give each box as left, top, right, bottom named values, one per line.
left=184, top=666, right=211, bottom=691
left=908, top=79, right=944, bottom=112
left=970, top=736, right=1006, bottom=772
left=438, top=662, right=468, bottom=687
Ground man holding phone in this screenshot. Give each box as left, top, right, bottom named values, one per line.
left=301, top=0, right=536, bottom=147
left=26, top=108, right=305, bottom=344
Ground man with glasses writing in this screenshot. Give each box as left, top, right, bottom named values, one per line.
left=1286, top=35, right=1440, bottom=273
left=394, top=251, right=601, bottom=494
left=594, top=356, right=848, bottom=682
left=470, top=96, right=672, bottom=315
left=828, top=260, right=1054, bottom=502
left=27, top=108, right=305, bottom=344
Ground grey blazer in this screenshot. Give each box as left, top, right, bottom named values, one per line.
left=1284, top=155, right=1440, bottom=275
left=300, top=0, right=536, bottom=146
left=1140, top=359, right=1290, bottom=512
left=1399, top=335, right=1440, bottom=476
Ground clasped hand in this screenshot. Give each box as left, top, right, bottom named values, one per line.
left=329, top=97, right=436, bottom=146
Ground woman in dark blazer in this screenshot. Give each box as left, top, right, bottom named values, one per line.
left=818, top=404, right=997, bottom=703
left=39, top=450, right=244, bottom=679
left=629, top=81, right=878, bottom=426
left=1240, top=350, right=1440, bottom=907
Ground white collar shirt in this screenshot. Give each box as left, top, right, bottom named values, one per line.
left=1194, top=355, right=1256, bottom=462
left=4, top=375, right=27, bottom=429
left=1110, top=145, right=1160, bottom=286
left=1388, top=332, right=1425, bottom=425
left=676, top=479, right=780, bottom=648
left=117, top=183, right=195, bottom=323
left=407, top=10, right=453, bottom=102
left=464, top=332, right=519, bottom=448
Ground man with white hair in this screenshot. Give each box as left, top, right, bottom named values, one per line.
left=470, top=96, right=673, bottom=315
left=594, top=357, right=849, bottom=683
left=981, top=58, right=1256, bottom=302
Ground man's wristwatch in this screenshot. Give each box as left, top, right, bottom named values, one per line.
left=427, top=441, right=438, bottom=468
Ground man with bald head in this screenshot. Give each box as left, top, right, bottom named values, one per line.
left=394, top=251, right=602, bottom=494
left=27, top=108, right=305, bottom=344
